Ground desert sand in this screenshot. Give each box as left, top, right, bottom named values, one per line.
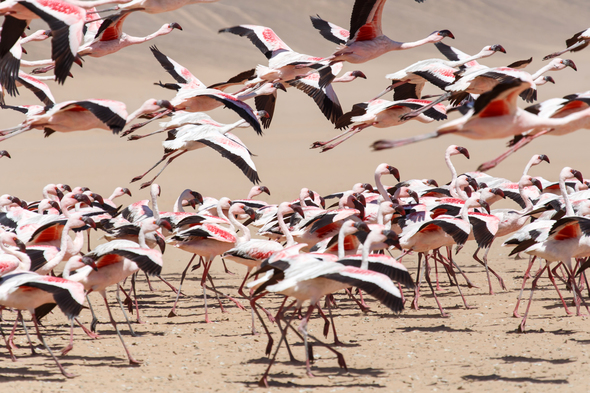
left=2, top=0, right=590, bottom=391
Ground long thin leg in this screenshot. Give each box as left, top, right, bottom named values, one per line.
left=115, top=285, right=136, bottom=337
left=0, top=323, right=17, bottom=361
left=31, top=314, right=75, bottom=378
left=144, top=272, right=155, bottom=292
left=75, top=318, right=100, bottom=339
left=121, top=108, right=172, bottom=137
left=169, top=254, right=197, bottom=317
left=514, top=256, right=536, bottom=318
left=158, top=275, right=182, bottom=296
left=258, top=310, right=297, bottom=387
left=324, top=300, right=343, bottom=346
left=20, top=314, right=36, bottom=355
left=519, top=264, right=547, bottom=333
left=546, top=264, right=573, bottom=315
left=477, top=129, right=552, bottom=172
left=103, top=294, right=142, bottom=364
left=412, top=253, right=423, bottom=310
left=128, top=128, right=166, bottom=141
left=135, top=150, right=189, bottom=190
left=60, top=319, right=75, bottom=356
left=423, top=255, right=448, bottom=317
left=130, top=150, right=176, bottom=183
left=87, top=295, right=100, bottom=332
left=131, top=273, right=145, bottom=324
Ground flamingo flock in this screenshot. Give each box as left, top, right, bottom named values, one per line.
left=1, top=0, right=590, bottom=387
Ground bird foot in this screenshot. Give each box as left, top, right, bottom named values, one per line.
left=320, top=145, right=334, bottom=153
left=258, top=376, right=269, bottom=388
left=167, top=310, right=178, bottom=318
left=513, top=311, right=522, bottom=318
left=130, top=175, right=143, bottom=183
left=128, top=135, right=142, bottom=141
left=310, top=141, right=326, bottom=149
left=61, top=345, right=73, bottom=357
left=139, top=181, right=152, bottom=189
left=90, top=318, right=99, bottom=332
left=129, top=357, right=143, bottom=365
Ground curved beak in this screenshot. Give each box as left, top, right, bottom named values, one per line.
left=491, top=44, right=506, bottom=54
left=15, top=238, right=27, bottom=253
left=491, top=188, right=505, bottom=199
left=387, top=165, right=401, bottom=181
left=156, top=236, right=166, bottom=254
left=243, top=206, right=257, bottom=220
left=531, top=178, right=543, bottom=192
left=169, top=22, right=182, bottom=30
left=439, top=30, right=455, bottom=39
left=383, top=230, right=402, bottom=250
left=426, top=179, right=438, bottom=187
left=572, top=169, right=584, bottom=183
left=563, top=59, right=577, bottom=71
left=82, top=216, right=97, bottom=230
left=122, top=187, right=132, bottom=197
left=0, top=150, right=10, bottom=158
left=351, top=70, right=367, bottom=79
left=272, top=82, right=287, bottom=92
left=409, top=190, right=420, bottom=204
left=82, top=256, right=98, bottom=272
left=539, top=154, right=550, bottom=164
left=190, top=191, right=204, bottom=204
left=260, top=186, right=271, bottom=196
left=157, top=218, right=173, bottom=232
left=290, top=203, right=304, bottom=217
left=353, top=221, right=371, bottom=233
left=457, top=146, right=470, bottom=159
left=157, top=99, right=174, bottom=111
left=478, top=199, right=491, bottom=214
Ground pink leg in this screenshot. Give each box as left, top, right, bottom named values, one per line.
left=31, top=314, right=75, bottom=378
left=514, top=257, right=536, bottom=318
left=102, top=295, right=142, bottom=364
left=519, top=265, right=547, bottom=333
left=0, top=323, right=17, bottom=361
left=547, top=264, right=573, bottom=315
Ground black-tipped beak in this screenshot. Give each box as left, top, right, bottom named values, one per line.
left=351, top=70, right=367, bottom=79
left=383, top=230, right=402, bottom=250
left=426, top=179, right=438, bottom=187
left=439, top=30, right=454, bottom=39
left=394, top=205, right=406, bottom=216
left=491, top=44, right=506, bottom=54
left=122, top=187, right=132, bottom=197
left=290, top=203, right=304, bottom=217
left=354, top=221, right=371, bottom=233
left=564, top=59, right=577, bottom=71
left=157, top=218, right=173, bottom=232
left=82, top=256, right=99, bottom=272
left=90, top=193, right=104, bottom=205
left=273, top=82, right=287, bottom=92
left=478, top=199, right=491, bottom=214
left=49, top=200, right=60, bottom=210
left=169, top=22, right=182, bottom=30
left=532, top=178, right=543, bottom=192
left=0, top=150, right=10, bottom=158
left=80, top=187, right=90, bottom=192
left=544, top=76, right=555, bottom=84
left=157, top=99, right=174, bottom=111
left=260, top=186, right=271, bottom=196
left=257, top=110, right=270, bottom=119
left=387, top=165, right=401, bottom=181
left=156, top=236, right=166, bottom=254
left=457, top=146, right=469, bottom=159
left=82, top=216, right=97, bottom=230
left=572, top=169, right=584, bottom=183
left=62, top=184, right=72, bottom=192
left=539, top=154, right=550, bottom=164
left=77, top=194, right=93, bottom=206
left=244, top=206, right=256, bottom=220
left=363, top=183, right=374, bottom=192
left=190, top=191, right=204, bottom=204
left=15, top=238, right=27, bottom=253
left=468, top=177, right=479, bottom=191
left=55, top=188, right=64, bottom=200
left=491, top=188, right=505, bottom=198
left=188, top=199, right=197, bottom=209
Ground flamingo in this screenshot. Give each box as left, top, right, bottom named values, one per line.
left=30, top=12, right=183, bottom=74
left=311, top=98, right=447, bottom=152
left=544, top=27, right=590, bottom=60
left=503, top=167, right=585, bottom=330
left=372, top=44, right=506, bottom=102
left=311, top=2, right=454, bottom=64
left=370, top=75, right=572, bottom=155
left=0, top=271, right=85, bottom=377
left=249, top=251, right=405, bottom=386
left=0, top=0, right=87, bottom=85
left=130, top=113, right=266, bottom=188
left=0, top=99, right=128, bottom=141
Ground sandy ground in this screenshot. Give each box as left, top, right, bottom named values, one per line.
left=2, top=0, right=590, bottom=391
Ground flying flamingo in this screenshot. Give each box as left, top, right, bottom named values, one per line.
left=130, top=112, right=266, bottom=188
left=0, top=99, right=128, bottom=141
left=309, top=3, right=454, bottom=65
left=544, top=28, right=590, bottom=60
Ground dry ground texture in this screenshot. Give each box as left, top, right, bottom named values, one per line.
left=1, top=0, right=590, bottom=391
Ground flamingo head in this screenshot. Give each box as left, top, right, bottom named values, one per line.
left=487, top=44, right=506, bottom=54
left=448, top=145, right=470, bottom=159
left=382, top=229, right=402, bottom=250
left=350, top=70, right=367, bottom=79
left=433, top=30, right=455, bottom=41
left=82, top=255, right=98, bottom=272
left=556, top=58, right=576, bottom=71
left=190, top=190, right=204, bottom=204
left=156, top=218, right=173, bottom=232
left=353, top=221, right=371, bottom=233
left=81, top=216, right=97, bottom=230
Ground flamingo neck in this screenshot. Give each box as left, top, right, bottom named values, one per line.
left=446, top=152, right=459, bottom=198
left=361, top=232, right=378, bottom=270
left=374, top=172, right=392, bottom=202
left=151, top=189, right=160, bottom=220
left=228, top=211, right=251, bottom=244
left=559, top=174, right=574, bottom=216
left=174, top=190, right=193, bottom=213
left=278, top=208, right=295, bottom=247
left=398, top=36, right=435, bottom=50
